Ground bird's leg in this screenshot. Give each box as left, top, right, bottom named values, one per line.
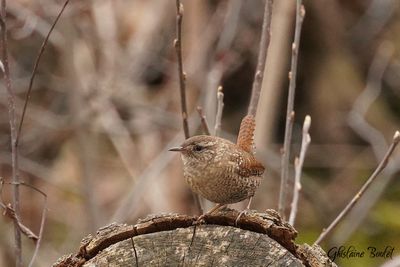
left=235, top=197, right=253, bottom=226
left=194, top=203, right=226, bottom=225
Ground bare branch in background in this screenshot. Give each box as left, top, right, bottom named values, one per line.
left=203, top=0, right=241, bottom=127
left=314, top=131, right=400, bottom=245
left=8, top=1, right=64, bottom=44
left=111, top=132, right=187, bottom=222
left=196, top=106, right=210, bottom=135
left=215, top=0, right=241, bottom=54
left=247, top=0, right=274, bottom=117
left=173, top=0, right=204, bottom=214
left=237, top=0, right=274, bottom=154
left=351, top=0, right=396, bottom=46
left=289, top=115, right=311, bottom=226
left=338, top=41, right=397, bottom=243
left=110, top=110, right=204, bottom=222
left=84, top=0, right=138, bottom=229
left=0, top=181, right=38, bottom=240
left=0, top=3, right=68, bottom=265
left=174, top=0, right=189, bottom=139
left=1, top=3, right=68, bottom=265
left=230, top=0, right=274, bottom=213
left=279, top=1, right=305, bottom=218
left=0, top=1, right=22, bottom=264
left=16, top=0, right=69, bottom=147
left=21, top=182, right=47, bottom=267
left=214, top=86, right=224, bottom=136
left=0, top=179, right=48, bottom=267
left=254, top=0, right=297, bottom=148
left=348, top=41, right=395, bottom=159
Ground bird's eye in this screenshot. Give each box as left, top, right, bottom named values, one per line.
left=193, top=145, right=204, bottom=152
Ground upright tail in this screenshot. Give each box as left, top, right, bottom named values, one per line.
left=236, top=114, right=256, bottom=154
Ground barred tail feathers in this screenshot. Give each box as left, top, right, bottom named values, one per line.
left=236, top=115, right=256, bottom=153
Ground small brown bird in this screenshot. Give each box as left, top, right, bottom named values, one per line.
left=169, top=134, right=265, bottom=220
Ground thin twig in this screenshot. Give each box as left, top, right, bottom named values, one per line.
left=1, top=201, right=37, bottom=237
left=289, top=115, right=311, bottom=226
left=279, top=1, right=305, bottom=218
left=0, top=179, right=48, bottom=267
left=196, top=106, right=210, bottom=135
left=348, top=41, right=395, bottom=160
left=174, top=0, right=189, bottom=139
left=0, top=1, right=22, bottom=265
left=237, top=0, right=273, bottom=154
left=16, top=0, right=69, bottom=147
left=233, top=0, right=274, bottom=212
left=214, top=86, right=224, bottom=136
left=247, top=0, right=274, bottom=117
left=174, top=0, right=203, bottom=214
left=111, top=131, right=192, bottom=222
left=203, top=0, right=241, bottom=128
left=8, top=1, right=63, bottom=44
left=22, top=182, right=47, bottom=267
left=0, top=182, right=27, bottom=237
left=215, top=0, right=241, bottom=53
left=337, top=41, right=396, bottom=243
left=314, top=131, right=400, bottom=245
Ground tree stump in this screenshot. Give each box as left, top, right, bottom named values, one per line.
left=53, top=209, right=336, bottom=267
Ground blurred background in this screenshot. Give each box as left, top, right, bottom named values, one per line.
left=0, top=0, right=399, bottom=266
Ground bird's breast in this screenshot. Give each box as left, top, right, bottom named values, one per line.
left=183, top=166, right=262, bottom=204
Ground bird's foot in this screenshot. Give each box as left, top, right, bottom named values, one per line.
left=235, top=209, right=250, bottom=226
left=193, top=203, right=227, bottom=225
left=193, top=214, right=206, bottom=225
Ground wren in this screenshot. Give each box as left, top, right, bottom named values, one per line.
left=169, top=135, right=265, bottom=220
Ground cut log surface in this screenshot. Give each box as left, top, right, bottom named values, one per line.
left=53, top=209, right=336, bottom=267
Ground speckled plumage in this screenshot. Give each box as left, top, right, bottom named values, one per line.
left=174, top=135, right=265, bottom=205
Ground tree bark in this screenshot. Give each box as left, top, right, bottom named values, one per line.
left=52, top=209, right=336, bottom=267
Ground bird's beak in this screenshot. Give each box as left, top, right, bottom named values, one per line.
left=169, top=146, right=184, bottom=152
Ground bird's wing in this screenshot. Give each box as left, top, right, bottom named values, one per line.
left=230, top=152, right=265, bottom=178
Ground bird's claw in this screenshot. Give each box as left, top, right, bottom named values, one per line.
left=235, top=209, right=250, bottom=226
left=193, top=215, right=206, bottom=225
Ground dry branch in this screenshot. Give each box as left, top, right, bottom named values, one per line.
left=111, top=129, right=199, bottom=222
left=338, top=41, right=396, bottom=243
left=237, top=0, right=274, bottom=156
left=0, top=1, right=22, bottom=265
left=0, top=179, right=48, bottom=267
left=16, top=0, right=70, bottom=147
left=174, top=0, right=189, bottom=139
left=173, top=0, right=204, bottom=214
left=247, top=0, right=274, bottom=117
left=203, top=0, right=241, bottom=129
left=279, top=0, right=305, bottom=219
left=0, top=201, right=38, bottom=241
left=289, top=115, right=311, bottom=226
left=347, top=41, right=395, bottom=159
left=214, top=86, right=224, bottom=136
left=0, top=2, right=68, bottom=265
left=196, top=106, right=210, bottom=135
left=25, top=182, right=48, bottom=267
left=314, top=131, right=400, bottom=245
